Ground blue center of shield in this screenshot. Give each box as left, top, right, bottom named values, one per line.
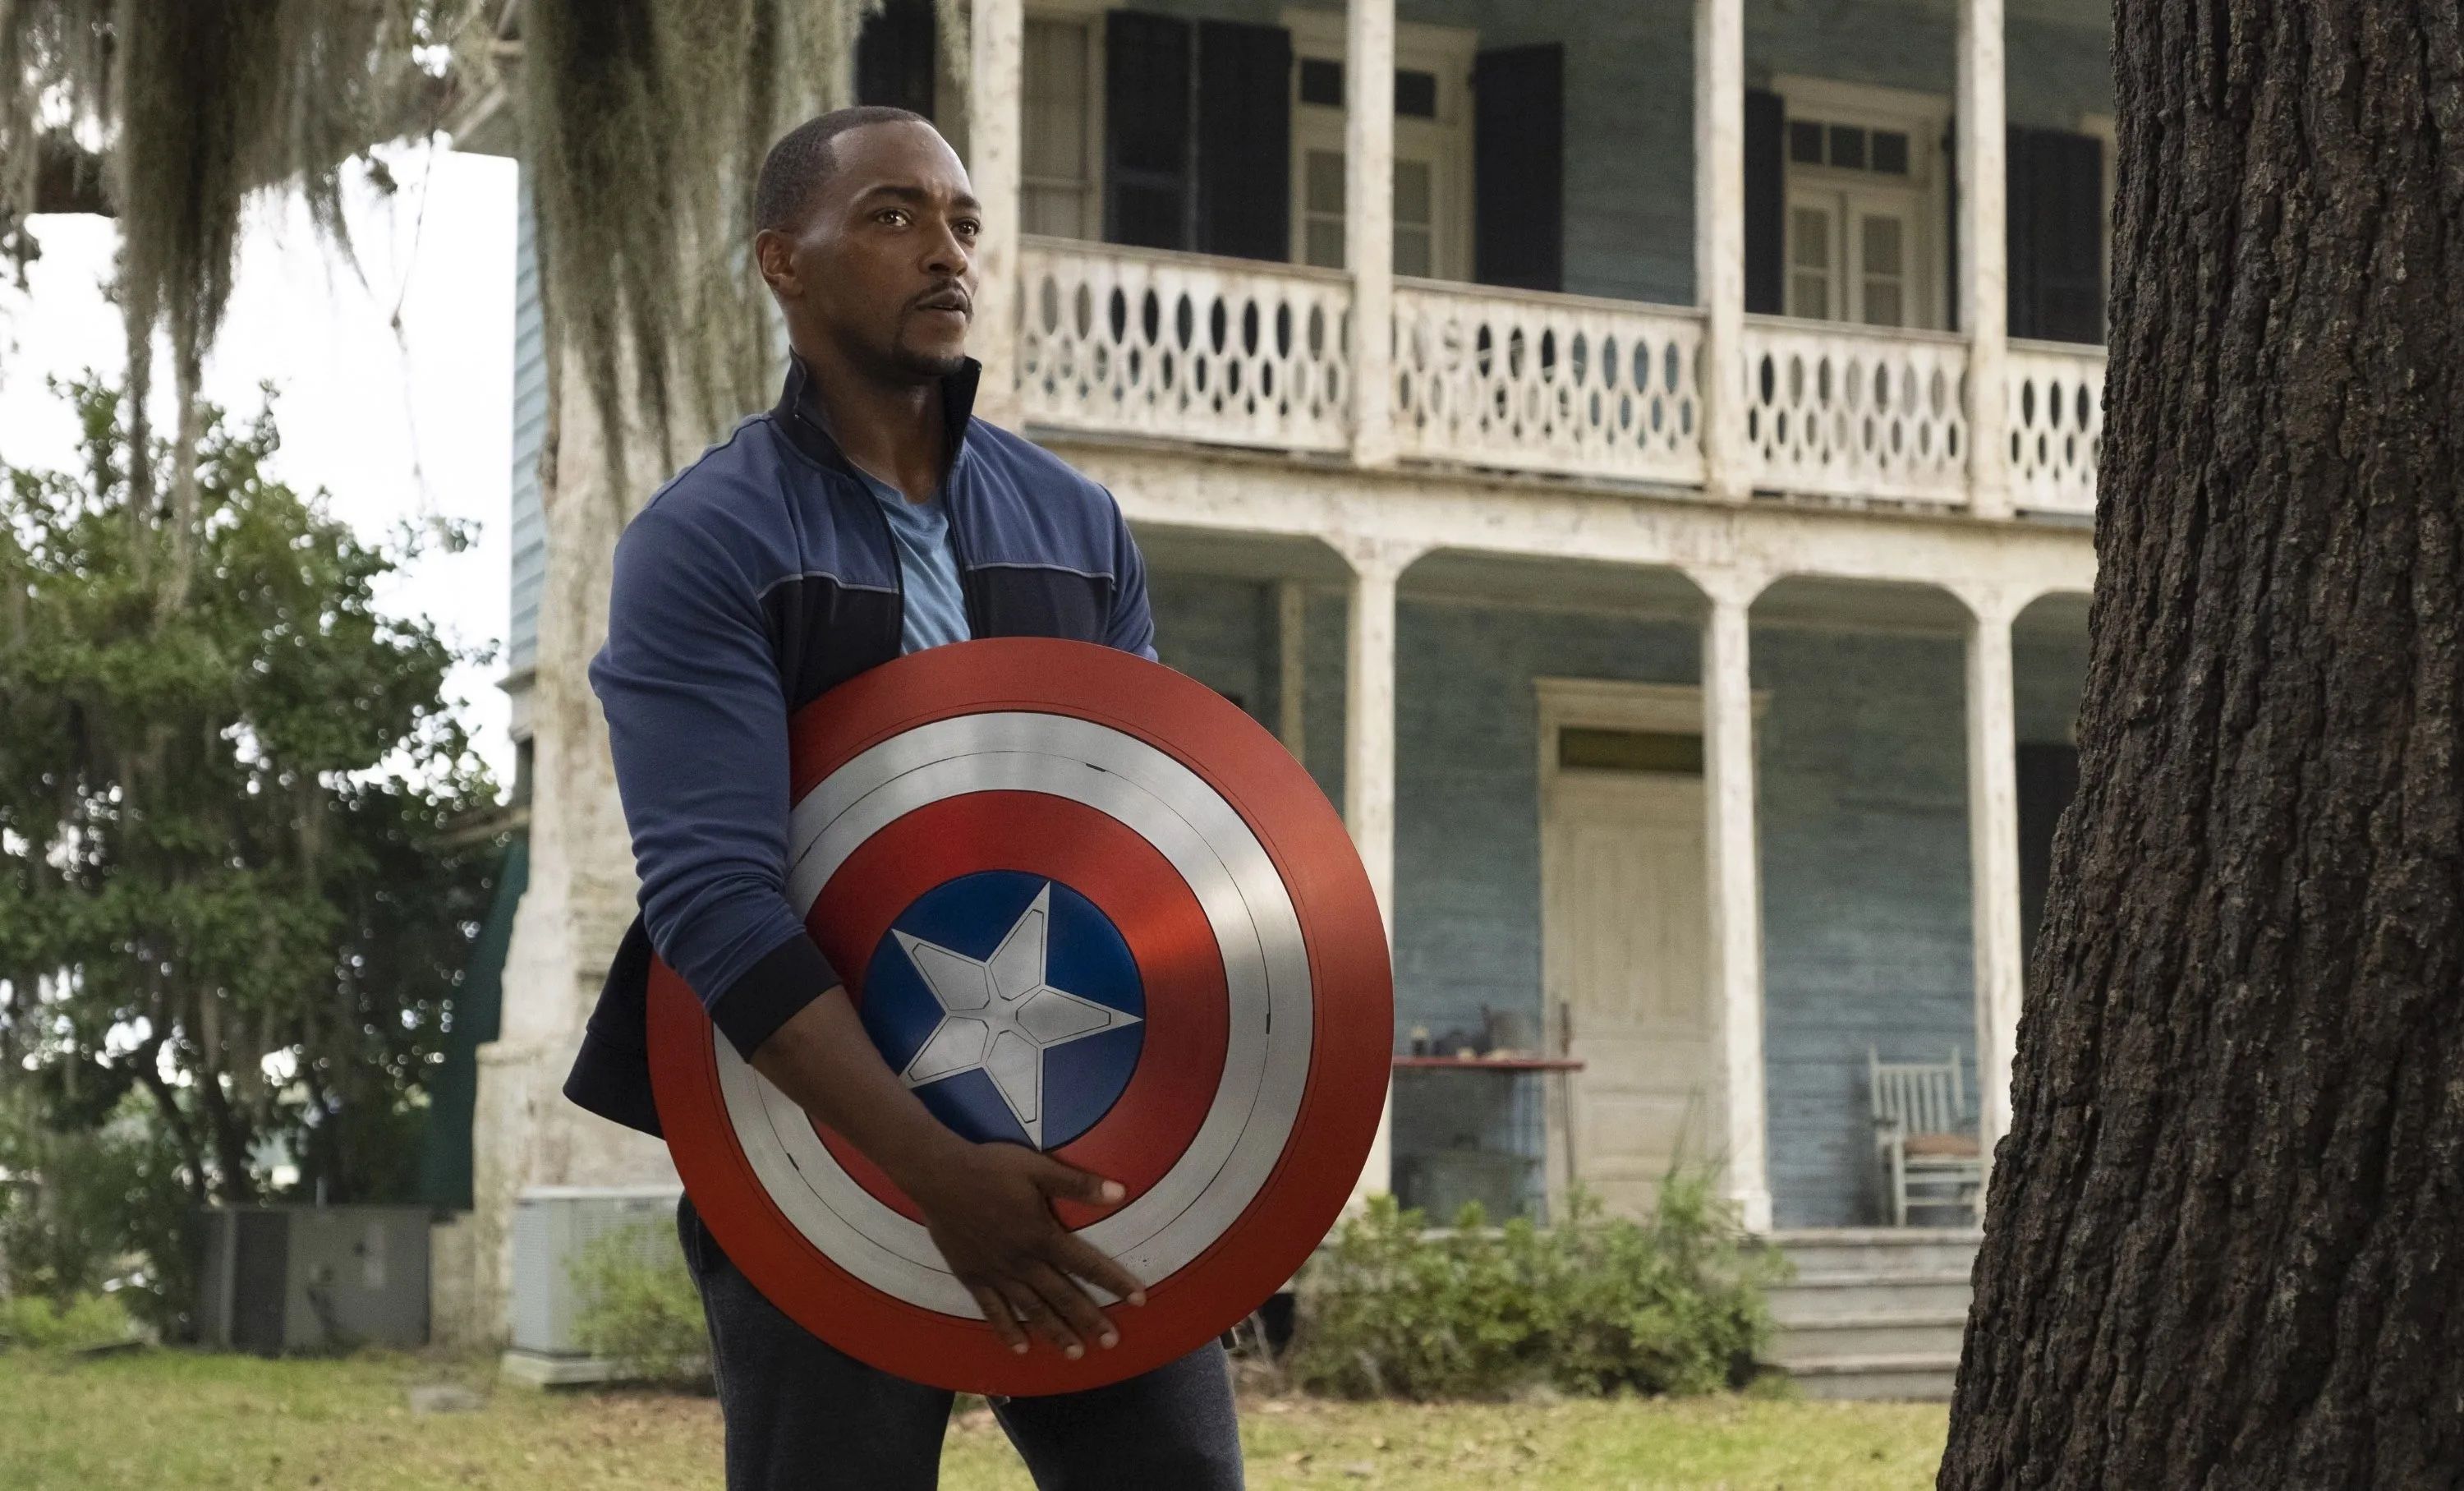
left=859, top=871, right=1146, bottom=1151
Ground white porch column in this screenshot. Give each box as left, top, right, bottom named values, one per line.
left=1694, top=0, right=1748, bottom=501
left=1956, top=0, right=2011, bottom=518
left=1700, top=572, right=1772, bottom=1231
left=1964, top=589, right=2023, bottom=1160
left=1340, top=538, right=1421, bottom=1205
left=968, top=0, right=1024, bottom=427
left=1346, top=0, right=1397, bottom=467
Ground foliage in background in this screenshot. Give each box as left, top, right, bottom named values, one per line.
left=0, top=1, right=472, bottom=564
left=0, top=1090, right=193, bottom=1333
left=568, top=1222, right=709, bottom=1389
left=0, top=377, right=501, bottom=1214
left=1290, top=1176, right=1786, bottom=1401
left=0, top=1285, right=131, bottom=1350
left=3, top=0, right=971, bottom=521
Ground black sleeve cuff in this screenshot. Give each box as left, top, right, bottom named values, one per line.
left=707, top=931, right=839, bottom=1061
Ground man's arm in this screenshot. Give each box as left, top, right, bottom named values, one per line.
left=590, top=502, right=834, bottom=1056
left=1101, top=490, right=1160, bottom=662
left=591, top=499, right=1144, bottom=1357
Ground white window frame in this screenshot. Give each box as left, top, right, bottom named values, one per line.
left=1281, top=7, right=1478, bottom=281
left=1772, top=76, right=1950, bottom=331
left=2079, top=109, right=2116, bottom=329
left=1020, top=0, right=1110, bottom=242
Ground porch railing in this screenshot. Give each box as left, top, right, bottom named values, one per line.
left=1017, top=237, right=1353, bottom=454
left=2006, top=341, right=2105, bottom=516
left=1740, top=318, right=1971, bottom=507
left=1391, top=280, right=1705, bottom=486
left=1017, top=242, right=2103, bottom=518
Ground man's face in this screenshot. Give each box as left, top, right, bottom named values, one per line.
left=759, top=120, right=980, bottom=382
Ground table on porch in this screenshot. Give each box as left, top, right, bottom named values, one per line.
left=1390, top=1055, right=1585, bottom=1225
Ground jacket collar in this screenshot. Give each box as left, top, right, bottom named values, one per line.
left=770, top=352, right=981, bottom=481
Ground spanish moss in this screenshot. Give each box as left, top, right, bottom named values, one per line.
left=519, top=0, right=881, bottom=498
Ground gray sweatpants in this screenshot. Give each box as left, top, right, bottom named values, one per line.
left=677, top=1195, right=1247, bottom=1490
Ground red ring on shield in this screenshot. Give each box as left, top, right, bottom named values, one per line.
left=649, top=638, right=1392, bottom=1396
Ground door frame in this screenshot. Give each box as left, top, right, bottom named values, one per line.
left=1534, top=676, right=1769, bottom=1218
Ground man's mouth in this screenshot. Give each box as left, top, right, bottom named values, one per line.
left=915, top=291, right=972, bottom=317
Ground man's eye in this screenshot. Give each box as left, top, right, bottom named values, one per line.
left=955, top=219, right=981, bottom=239
left=878, top=209, right=910, bottom=227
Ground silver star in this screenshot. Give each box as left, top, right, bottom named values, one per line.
left=893, top=882, right=1142, bottom=1148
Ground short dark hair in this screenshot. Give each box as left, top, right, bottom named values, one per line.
left=753, top=106, right=932, bottom=233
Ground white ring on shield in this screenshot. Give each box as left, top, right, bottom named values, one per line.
left=709, top=711, right=1316, bottom=1318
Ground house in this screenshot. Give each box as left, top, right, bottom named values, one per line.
left=442, top=0, right=2104, bottom=1367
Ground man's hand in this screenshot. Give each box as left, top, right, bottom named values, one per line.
left=747, top=983, right=1148, bottom=1359
left=906, top=1143, right=1149, bottom=1359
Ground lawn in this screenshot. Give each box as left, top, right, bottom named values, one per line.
left=2, top=1348, right=1947, bottom=1490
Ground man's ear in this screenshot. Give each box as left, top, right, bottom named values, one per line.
left=754, top=228, right=800, bottom=301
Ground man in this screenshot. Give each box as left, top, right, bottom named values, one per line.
left=573, top=108, right=1247, bottom=1490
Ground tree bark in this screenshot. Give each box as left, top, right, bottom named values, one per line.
left=1940, top=1, right=2463, bottom=1487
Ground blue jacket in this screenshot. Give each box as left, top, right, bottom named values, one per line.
left=568, top=357, right=1157, bottom=1136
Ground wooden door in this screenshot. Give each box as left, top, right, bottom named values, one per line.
left=1544, top=766, right=1712, bottom=1218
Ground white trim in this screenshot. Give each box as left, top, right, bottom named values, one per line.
left=1771, top=74, right=1952, bottom=131
left=2078, top=111, right=2117, bottom=308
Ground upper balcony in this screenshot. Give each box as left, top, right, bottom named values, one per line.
left=937, top=0, right=2114, bottom=521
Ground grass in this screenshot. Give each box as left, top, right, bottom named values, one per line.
left=1, top=1348, right=1947, bottom=1490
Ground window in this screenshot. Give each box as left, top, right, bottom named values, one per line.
left=1023, top=14, right=1102, bottom=238
left=1558, top=728, right=1705, bottom=775
left=1775, top=78, right=1946, bottom=330
left=1285, top=12, right=1475, bottom=279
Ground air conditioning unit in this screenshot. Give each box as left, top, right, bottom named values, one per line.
left=197, top=1205, right=434, bottom=1354
left=503, top=1185, right=683, bottom=1385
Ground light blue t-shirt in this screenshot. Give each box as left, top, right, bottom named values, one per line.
left=853, top=467, right=971, bottom=654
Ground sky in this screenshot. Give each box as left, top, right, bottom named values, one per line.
left=0, top=141, right=521, bottom=785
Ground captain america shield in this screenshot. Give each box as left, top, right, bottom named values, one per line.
left=647, top=637, right=1392, bottom=1396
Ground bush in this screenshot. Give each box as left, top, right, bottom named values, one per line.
left=568, top=1223, right=710, bottom=1389
left=0, top=1097, right=197, bottom=1338
left=0, top=1290, right=136, bottom=1351
left=1288, top=1171, right=1788, bottom=1401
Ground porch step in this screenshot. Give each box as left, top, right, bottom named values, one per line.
left=1766, top=1269, right=1976, bottom=1321
left=1768, top=1351, right=1963, bottom=1401
left=1757, top=1230, right=1983, bottom=1401
left=1767, top=1227, right=1982, bottom=1277
left=1772, top=1308, right=1970, bottom=1363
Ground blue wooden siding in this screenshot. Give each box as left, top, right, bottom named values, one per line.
left=1148, top=571, right=2089, bottom=1227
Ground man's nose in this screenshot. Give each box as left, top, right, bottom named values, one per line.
left=923, top=219, right=971, bottom=281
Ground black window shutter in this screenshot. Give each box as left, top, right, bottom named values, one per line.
left=1105, top=11, right=1195, bottom=250
left=2034, top=130, right=2105, bottom=343
left=1743, top=88, right=1785, bottom=315
left=2016, top=742, right=2080, bottom=982
left=1193, top=21, right=1292, bottom=261
left=1943, top=121, right=1959, bottom=333
left=856, top=0, right=937, bottom=118
left=2005, top=126, right=2039, bottom=338
left=1473, top=45, right=1564, bottom=292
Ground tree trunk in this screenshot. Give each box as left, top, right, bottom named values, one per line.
left=1939, top=1, right=2463, bottom=1487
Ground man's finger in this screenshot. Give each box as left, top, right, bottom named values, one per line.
left=1024, top=1259, right=1118, bottom=1351
left=1049, top=1232, right=1149, bottom=1309
left=998, top=1277, right=1082, bottom=1359
left=969, top=1284, right=1029, bottom=1355
left=1035, top=1154, right=1127, bottom=1208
